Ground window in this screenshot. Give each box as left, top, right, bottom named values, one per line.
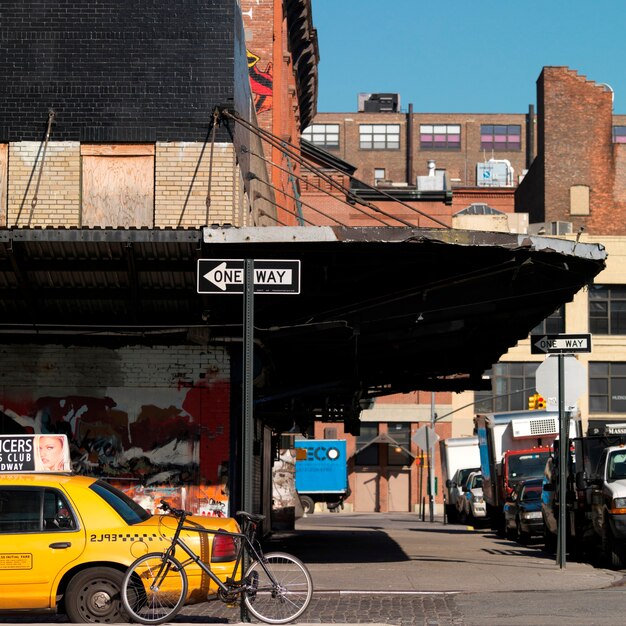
left=301, top=124, right=340, bottom=149
left=420, top=124, right=461, bottom=150
left=474, top=362, right=540, bottom=413
left=531, top=305, right=565, bottom=335
left=613, top=126, right=626, bottom=143
left=355, top=423, right=379, bottom=465
left=589, top=285, right=626, bottom=335
left=359, top=124, right=400, bottom=150
left=0, top=487, right=76, bottom=533
left=480, top=125, right=521, bottom=151
left=374, top=168, right=386, bottom=184
left=90, top=480, right=151, bottom=524
left=589, top=362, right=626, bottom=413
left=387, top=423, right=411, bottom=466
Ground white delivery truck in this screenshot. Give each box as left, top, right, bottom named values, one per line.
left=440, top=436, right=480, bottom=523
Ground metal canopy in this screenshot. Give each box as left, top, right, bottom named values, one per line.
left=0, top=225, right=606, bottom=432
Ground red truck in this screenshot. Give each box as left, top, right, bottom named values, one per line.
left=474, top=409, right=580, bottom=534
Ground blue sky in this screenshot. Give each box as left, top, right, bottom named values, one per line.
left=312, top=0, right=626, bottom=114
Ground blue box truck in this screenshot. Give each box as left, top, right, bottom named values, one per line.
left=294, top=439, right=348, bottom=514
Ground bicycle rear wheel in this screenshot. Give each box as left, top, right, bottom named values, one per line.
left=243, top=551, right=313, bottom=624
left=121, top=552, right=188, bottom=625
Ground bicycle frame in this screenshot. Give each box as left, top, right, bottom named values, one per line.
left=158, top=514, right=273, bottom=595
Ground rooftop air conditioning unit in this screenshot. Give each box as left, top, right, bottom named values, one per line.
left=476, top=160, right=514, bottom=187
left=358, top=93, right=400, bottom=113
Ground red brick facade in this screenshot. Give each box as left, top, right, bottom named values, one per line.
left=241, top=0, right=317, bottom=225
left=308, top=110, right=531, bottom=188
left=517, top=66, right=626, bottom=235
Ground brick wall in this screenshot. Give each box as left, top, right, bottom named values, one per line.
left=518, top=66, right=626, bottom=235
left=0, top=342, right=231, bottom=485
left=0, top=0, right=244, bottom=143
left=155, top=142, right=245, bottom=228
left=8, top=142, right=81, bottom=227
left=542, top=67, right=616, bottom=232
left=4, top=140, right=255, bottom=228
left=310, top=111, right=529, bottom=188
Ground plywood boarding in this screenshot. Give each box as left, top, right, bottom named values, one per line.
left=82, top=151, right=154, bottom=227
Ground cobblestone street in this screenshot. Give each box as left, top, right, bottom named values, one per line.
left=177, top=592, right=464, bottom=626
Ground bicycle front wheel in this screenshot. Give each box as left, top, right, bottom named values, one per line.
left=121, top=552, right=188, bottom=625
left=244, top=551, right=313, bottom=624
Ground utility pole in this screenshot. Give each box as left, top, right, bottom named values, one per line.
left=429, top=392, right=436, bottom=522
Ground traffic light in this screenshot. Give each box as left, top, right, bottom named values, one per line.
left=528, top=393, right=546, bottom=410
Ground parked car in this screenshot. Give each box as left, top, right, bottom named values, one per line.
left=0, top=472, right=239, bottom=623
left=456, top=470, right=487, bottom=524
left=503, top=477, right=544, bottom=543
left=446, top=466, right=480, bottom=523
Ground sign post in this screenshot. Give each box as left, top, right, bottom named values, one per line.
left=413, top=423, right=440, bottom=522
left=197, top=258, right=301, bottom=526
left=533, top=334, right=591, bottom=569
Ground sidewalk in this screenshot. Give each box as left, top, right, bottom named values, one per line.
left=267, top=513, right=621, bottom=594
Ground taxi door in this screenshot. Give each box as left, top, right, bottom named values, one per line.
left=0, top=486, right=86, bottom=609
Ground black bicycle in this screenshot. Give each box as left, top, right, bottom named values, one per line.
left=121, top=500, right=313, bottom=625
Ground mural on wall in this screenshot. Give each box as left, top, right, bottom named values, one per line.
left=0, top=344, right=231, bottom=516
left=247, top=49, right=273, bottom=114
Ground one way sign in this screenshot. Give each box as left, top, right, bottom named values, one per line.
left=531, top=333, right=592, bottom=354
left=197, top=259, right=301, bottom=294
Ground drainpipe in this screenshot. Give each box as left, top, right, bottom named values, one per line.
left=272, top=0, right=286, bottom=221
left=407, top=103, right=413, bottom=185
left=526, top=104, right=535, bottom=169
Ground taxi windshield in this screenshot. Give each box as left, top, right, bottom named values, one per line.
left=90, top=480, right=151, bottom=525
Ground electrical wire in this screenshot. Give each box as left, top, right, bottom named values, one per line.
left=249, top=172, right=346, bottom=226
left=222, top=109, right=430, bottom=228
left=242, top=145, right=389, bottom=226
left=255, top=192, right=318, bottom=226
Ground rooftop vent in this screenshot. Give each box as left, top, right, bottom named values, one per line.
left=358, top=93, right=400, bottom=113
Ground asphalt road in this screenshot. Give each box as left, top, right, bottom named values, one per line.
left=2, top=512, right=626, bottom=625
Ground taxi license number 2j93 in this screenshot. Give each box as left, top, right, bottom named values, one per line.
left=90, top=533, right=121, bottom=542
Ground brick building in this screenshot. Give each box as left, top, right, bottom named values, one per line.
left=304, top=100, right=534, bottom=190
left=299, top=67, right=626, bottom=514
left=0, top=2, right=605, bottom=523
left=0, top=0, right=317, bottom=520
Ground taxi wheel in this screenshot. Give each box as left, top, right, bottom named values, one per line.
left=65, top=567, right=127, bottom=623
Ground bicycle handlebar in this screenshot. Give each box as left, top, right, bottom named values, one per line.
left=159, top=499, right=192, bottom=518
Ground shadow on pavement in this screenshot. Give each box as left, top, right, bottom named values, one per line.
left=264, top=528, right=410, bottom=563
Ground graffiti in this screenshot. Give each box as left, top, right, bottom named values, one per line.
left=0, top=367, right=231, bottom=515
left=247, top=49, right=273, bottom=114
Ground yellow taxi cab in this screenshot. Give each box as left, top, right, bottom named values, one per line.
left=0, top=446, right=240, bottom=622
